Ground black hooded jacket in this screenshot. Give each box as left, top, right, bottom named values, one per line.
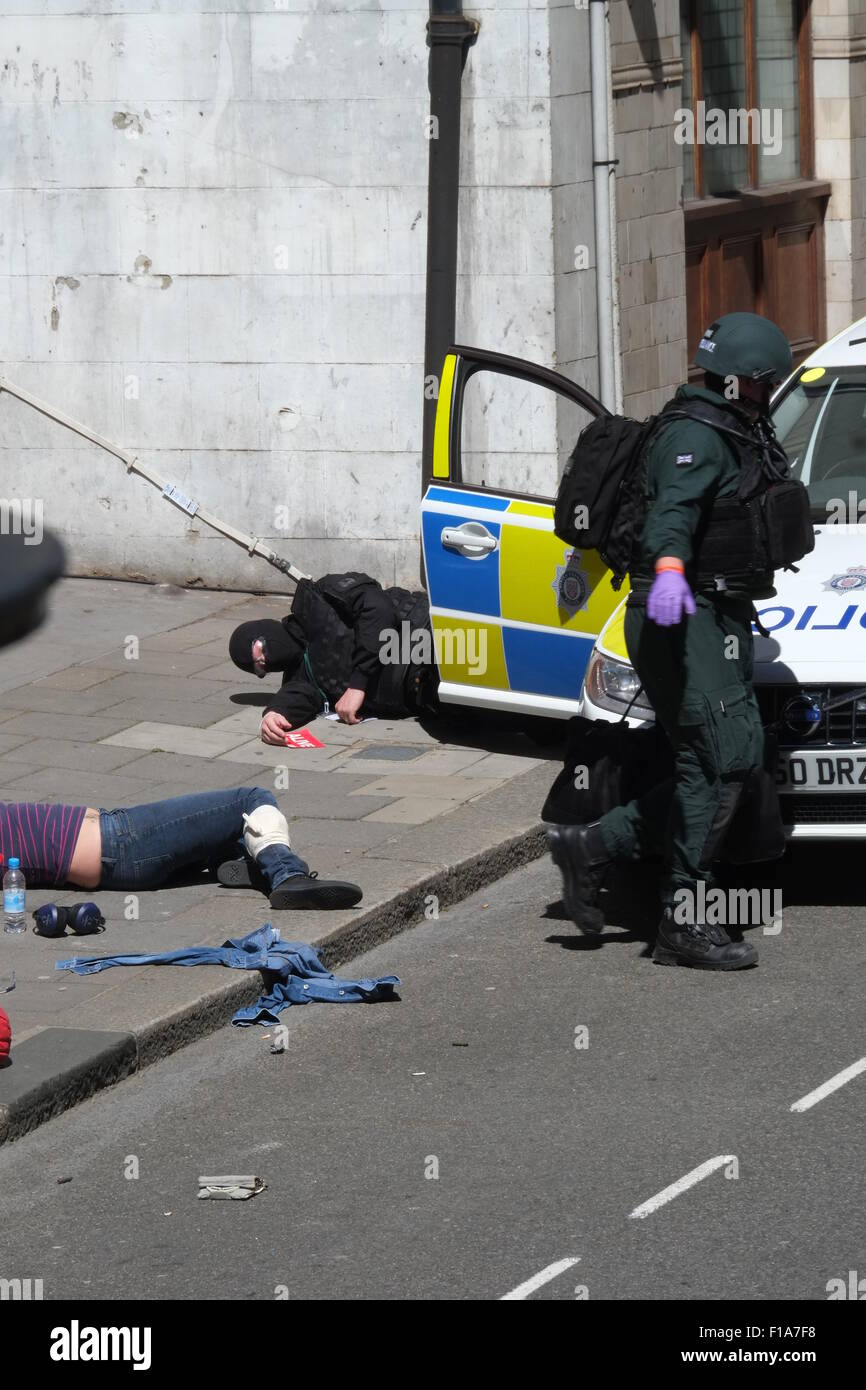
left=229, top=572, right=434, bottom=729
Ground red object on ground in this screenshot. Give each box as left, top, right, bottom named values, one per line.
left=284, top=729, right=325, bottom=749
left=0, top=1005, right=10, bottom=1064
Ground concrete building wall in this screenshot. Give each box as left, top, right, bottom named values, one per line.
left=0, top=1, right=577, bottom=592
left=550, top=1, right=599, bottom=466
left=457, top=2, right=559, bottom=500
left=458, top=2, right=601, bottom=497
left=0, top=3, right=431, bottom=590
left=610, top=0, right=688, bottom=420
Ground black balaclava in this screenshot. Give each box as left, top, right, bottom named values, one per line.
left=228, top=619, right=304, bottom=676
left=704, top=370, right=771, bottom=419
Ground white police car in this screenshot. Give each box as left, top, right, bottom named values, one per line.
left=580, top=317, right=866, bottom=840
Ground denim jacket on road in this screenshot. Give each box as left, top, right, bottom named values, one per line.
left=57, top=926, right=400, bottom=1025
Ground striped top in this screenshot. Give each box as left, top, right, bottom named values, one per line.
left=0, top=803, right=87, bottom=887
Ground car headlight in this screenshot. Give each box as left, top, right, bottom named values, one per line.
left=584, top=649, right=655, bottom=719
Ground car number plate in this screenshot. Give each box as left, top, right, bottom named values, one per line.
left=776, top=749, right=866, bottom=792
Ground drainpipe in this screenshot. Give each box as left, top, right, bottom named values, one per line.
left=421, top=1, right=479, bottom=494
left=605, top=7, right=623, bottom=413
left=589, top=0, right=621, bottom=413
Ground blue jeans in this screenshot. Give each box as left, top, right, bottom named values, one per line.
left=97, top=788, right=308, bottom=892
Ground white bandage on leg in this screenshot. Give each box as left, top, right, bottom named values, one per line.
left=243, top=806, right=291, bottom=859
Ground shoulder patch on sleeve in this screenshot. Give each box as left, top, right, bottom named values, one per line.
left=675, top=453, right=693, bottom=466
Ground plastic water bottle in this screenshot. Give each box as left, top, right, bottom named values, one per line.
left=3, top=858, right=26, bottom=934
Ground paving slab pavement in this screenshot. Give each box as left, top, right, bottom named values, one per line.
left=0, top=578, right=562, bottom=1143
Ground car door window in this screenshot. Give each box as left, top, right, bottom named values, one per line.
left=460, top=368, right=595, bottom=499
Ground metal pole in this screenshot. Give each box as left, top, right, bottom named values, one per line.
left=589, top=0, right=617, bottom=412
left=603, top=2, right=624, bottom=414
left=421, top=1, right=479, bottom=495
left=0, top=377, right=309, bottom=584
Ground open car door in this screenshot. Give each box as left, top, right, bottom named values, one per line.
left=421, top=345, right=625, bottom=718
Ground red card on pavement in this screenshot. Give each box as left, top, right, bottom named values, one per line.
left=284, top=729, right=325, bottom=749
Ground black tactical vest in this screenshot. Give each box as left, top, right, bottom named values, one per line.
left=633, top=399, right=814, bottom=598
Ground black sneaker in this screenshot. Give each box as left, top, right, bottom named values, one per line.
left=268, top=872, right=363, bottom=911
left=217, top=858, right=362, bottom=910
left=652, top=909, right=758, bottom=971
left=546, top=822, right=612, bottom=934
left=216, top=857, right=267, bottom=891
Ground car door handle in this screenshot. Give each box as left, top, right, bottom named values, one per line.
left=441, top=523, right=498, bottom=559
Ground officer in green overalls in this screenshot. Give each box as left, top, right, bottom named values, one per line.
left=549, top=312, right=795, bottom=970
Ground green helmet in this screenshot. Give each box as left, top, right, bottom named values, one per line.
left=693, top=311, right=793, bottom=384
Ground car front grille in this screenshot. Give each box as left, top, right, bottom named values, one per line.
left=779, top=795, right=866, bottom=825
left=756, top=685, right=866, bottom=748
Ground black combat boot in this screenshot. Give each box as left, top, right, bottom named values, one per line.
left=546, top=822, right=612, bottom=934
left=652, top=906, right=758, bottom=971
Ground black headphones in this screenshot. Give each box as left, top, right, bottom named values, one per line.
left=32, top=902, right=106, bottom=938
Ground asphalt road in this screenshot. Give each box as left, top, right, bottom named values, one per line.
left=1, top=845, right=864, bottom=1302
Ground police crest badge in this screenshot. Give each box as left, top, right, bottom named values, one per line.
left=552, top=550, right=590, bottom=615
left=822, top=566, right=866, bottom=593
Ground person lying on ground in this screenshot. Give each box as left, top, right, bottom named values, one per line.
left=228, top=571, right=440, bottom=745
left=0, top=789, right=362, bottom=911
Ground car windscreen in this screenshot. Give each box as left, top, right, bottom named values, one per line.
left=772, top=366, right=866, bottom=521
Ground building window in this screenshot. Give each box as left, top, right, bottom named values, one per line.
left=680, top=0, right=810, bottom=200
left=756, top=0, right=801, bottom=184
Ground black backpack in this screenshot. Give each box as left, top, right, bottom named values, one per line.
left=553, top=401, right=710, bottom=588
left=541, top=713, right=673, bottom=825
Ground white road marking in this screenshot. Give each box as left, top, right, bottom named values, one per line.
left=790, top=1056, right=866, bottom=1113
left=629, top=1155, right=736, bottom=1220
left=501, top=1257, right=580, bottom=1301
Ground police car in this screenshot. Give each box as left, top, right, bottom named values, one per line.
left=421, top=327, right=866, bottom=839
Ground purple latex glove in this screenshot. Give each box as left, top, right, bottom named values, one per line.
left=646, top=568, right=697, bottom=626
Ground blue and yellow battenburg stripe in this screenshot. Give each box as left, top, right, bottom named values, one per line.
left=432, top=352, right=457, bottom=480
left=421, top=485, right=627, bottom=699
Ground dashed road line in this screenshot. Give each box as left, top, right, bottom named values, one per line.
left=500, top=1257, right=580, bottom=1300
left=629, top=1155, right=737, bottom=1220
left=790, top=1056, right=866, bottom=1114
